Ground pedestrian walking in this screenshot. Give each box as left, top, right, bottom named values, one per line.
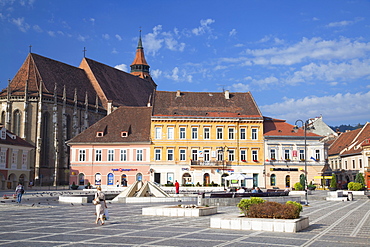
left=175, top=180, right=180, bottom=194
left=15, top=183, right=24, bottom=203
left=94, top=186, right=107, bottom=225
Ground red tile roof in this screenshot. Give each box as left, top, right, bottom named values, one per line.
left=0, top=126, right=34, bottom=148
left=67, top=106, right=152, bottom=144
left=152, top=91, right=263, bottom=118
left=263, top=118, right=321, bottom=137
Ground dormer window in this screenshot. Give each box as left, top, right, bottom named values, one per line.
left=121, top=131, right=128, bottom=138
left=96, top=132, right=104, bottom=137
left=0, top=128, right=6, bottom=139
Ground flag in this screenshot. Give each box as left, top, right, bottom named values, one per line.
left=310, top=157, right=316, bottom=161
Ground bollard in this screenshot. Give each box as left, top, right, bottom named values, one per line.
left=197, top=192, right=205, bottom=206
left=348, top=192, right=353, bottom=201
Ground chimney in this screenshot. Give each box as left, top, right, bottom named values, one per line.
left=107, top=100, right=113, bottom=115
left=176, top=90, right=181, bottom=97
left=224, top=90, right=230, bottom=99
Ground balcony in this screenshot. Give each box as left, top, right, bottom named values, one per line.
left=190, top=160, right=232, bottom=167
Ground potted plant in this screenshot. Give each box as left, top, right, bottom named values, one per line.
left=85, top=182, right=92, bottom=189
left=307, top=181, right=316, bottom=190
left=329, top=174, right=337, bottom=191
left=70, top=182, right=79, bottom=190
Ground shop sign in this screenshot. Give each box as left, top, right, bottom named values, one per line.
left=270, top=168, right=299, bottom=171
left=111, top=168, right=138, bottom=172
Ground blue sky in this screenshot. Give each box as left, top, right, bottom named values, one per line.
left=1, top=0, right=370, bottom=126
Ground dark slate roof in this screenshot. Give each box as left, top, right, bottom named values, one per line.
left=0, top=126, right=35, bottom=148
left=80, top=58, right=156, bottom=108
left=67, top=106, right=152, bottom=144
left=0, top=53, right=98, bottom=104
left=263, top=117, right=321, bottom=138
left=152, top=91, right=263, bottom=118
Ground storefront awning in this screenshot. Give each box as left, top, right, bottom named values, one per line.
left=314, top=176, right=332, bottom=179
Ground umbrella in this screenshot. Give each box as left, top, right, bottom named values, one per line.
left=224, top=173, right=253, bottom=180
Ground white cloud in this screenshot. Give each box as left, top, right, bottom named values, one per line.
left=313, top=17, right=319, bottom=21
left=78, top=34, right=88, bottom=42
left=167, top=67, right=179, bottom=81
left=102, top=34, right=110, bottom=40
left=229, top=29, right=237, bottom=36
left=260, top=91, right=370, bottom=125
left=192, top=18, right=215, bottom=36
left=90, top=18, right=95, bottom=25
left=114, top=64, right=128, bottom=72
left=33, top=24, right=42, bottom=32
left=111, top=48, right=118, bottom=54
left=115, top=34, right=122, bottom=41
left=11, top=17, right=29, bottom=32
left=151, top=69, right=162, bottom=79
left=230, top=83, right=250, bottom=92
left=165, top=67, right=192, bottom=82
left=47, top=31, right=55, bottom=37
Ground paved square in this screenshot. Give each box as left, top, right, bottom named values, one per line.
left=0, top=192, right=369, bottom=246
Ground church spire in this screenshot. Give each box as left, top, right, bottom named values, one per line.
left=130, top=30, right=151, bottom=80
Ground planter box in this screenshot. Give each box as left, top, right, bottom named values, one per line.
left=142, top=205, right=217, bottom=217
left=342, top=190, right=365, bottom=196
left=289, top=190, right=312, bottom=196
left=210, top=215, right=309, bottom=233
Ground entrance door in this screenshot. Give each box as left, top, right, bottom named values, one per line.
left=286, top=175, right=291, bottom=188
left=154, top=173, right=161, bottom=184
left=253, top=174, right=258, bottom=188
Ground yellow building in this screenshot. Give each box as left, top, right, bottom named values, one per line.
left=150, top=90, right=264, bottom=188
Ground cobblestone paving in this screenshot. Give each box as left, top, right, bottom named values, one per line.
left=0, top=192, right=369, bottom=246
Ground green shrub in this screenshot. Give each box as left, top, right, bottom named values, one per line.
left=248, top=201, right=300, bottom=219
left=237, top=197, right=266, bottom=216
left=286, top=200, right=302, bottom=212
left=330, top=174, right=337, bottom=188
left=196, top=182, right=201, bottom=187
left=355, top=173, right=365, bottom=187
left=348, top=182, right=364, bottom=191
left=294, top=182, right=303, bottom=191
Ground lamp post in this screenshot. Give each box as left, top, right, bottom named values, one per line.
left=217, top=146, right=227, bottom=190
left=293, top=119, right=311, bottom=206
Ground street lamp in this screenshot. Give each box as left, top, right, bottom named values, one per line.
left=217, top=146, right=228, bottom=190
left=293, top=119, right=314, bottom=206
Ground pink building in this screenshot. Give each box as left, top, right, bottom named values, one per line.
left=67, top=106, right=152, bottom=188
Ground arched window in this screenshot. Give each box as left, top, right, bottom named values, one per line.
left=41, top=112, right=50, bottom=167
left=95, top=173, right=101, bottom=185
left=182, top=173, right=192, bottom=185
left=203, top=173, right=210, bottom=185
left=121, top=174, right=127, bottom=186
left=285, top=175, right=290, bottom=188
left=13, top=110, right=21, bottom=136
left=136, top=173, right=142, bottom=181
left=78, top=173, right=85, bottom=185
left=107, top=173, right=114, bottom=185
left=270, top=174, right=276, bottom=186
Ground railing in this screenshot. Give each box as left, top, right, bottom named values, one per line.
left=190, top=160, right=232, bottom=166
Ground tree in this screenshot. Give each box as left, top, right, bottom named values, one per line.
left=355, top=173, right=365, bottom=187
left=330, top=174, right=337, bottom=189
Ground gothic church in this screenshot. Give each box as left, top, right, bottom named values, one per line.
left=0, top=36, right=156, bottom=186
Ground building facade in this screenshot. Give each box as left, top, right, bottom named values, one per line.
left=150, top=90, right=264, bottom=188
left=263, top=118, right=327, bottom=189
left=67, top=107, right=152, bottom=188
left=0, top=126, right=34, bottom=189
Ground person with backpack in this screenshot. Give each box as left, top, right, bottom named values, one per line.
left=15, top=183, right=25, bottom=203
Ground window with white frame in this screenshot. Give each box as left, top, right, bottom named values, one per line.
left=136, top=149, right=143, bottom=161
left=0, top=150, right=6, bottom=167
left=252, top=150, right=258, bottom=161
left=179, top=149, right=186, bottom=161
left=167, top=149, right=174, bottom=161
left=108, top=149, right=114, bottom=161
left=79, top=149, right=86, bottom=161
left=217, top=149, right=223, bottom=161
left=284, top=149, right=290, bottom=160
left=270, top=149, right=276, bottom=160
left=299, top=149, right=305, bottom=160
left=22, top=153, right=27, bottom=169
left=240, top=150, right=246, bottom=161
left=240, top=128, right=246, bottom=139
left=155, top=149, right=161, bottom=161
left=216, top=127, right=223, bottom=139
left=204, top=127, right=210, bottom=139
left=228, top=128, right=235, bottom=139
left=167, top=127, right=174, bottom=140
left=120, top=149, right=127, bottom=161
left=179, top=127, right=186, bottom=139
left=192, top=149, right=198, bottom=161
left=155, top=127, right=162, bottom=139
left=204, top=150, right=210, bottom=161
left=191, top=127, right=198, bottom=139
left=251, top=128, right=258, bottom=140
left=315, top=150, right=320, bottom=161
left=228, top=149, right=235, bottom=161
left=95, top=149, right=102, bottom=161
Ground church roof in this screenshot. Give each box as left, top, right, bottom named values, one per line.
left=67, top=106, right=152, bottom=144
left=0, top=53, right=98, bottom=105
left=130, top=35, right=149, bottom=66
left=152, top=90, right=263, bottom=119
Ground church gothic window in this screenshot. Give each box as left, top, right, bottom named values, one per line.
left=41, top=112, right=50, bottom=167
left=13, top=110, right=21, bottom=136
